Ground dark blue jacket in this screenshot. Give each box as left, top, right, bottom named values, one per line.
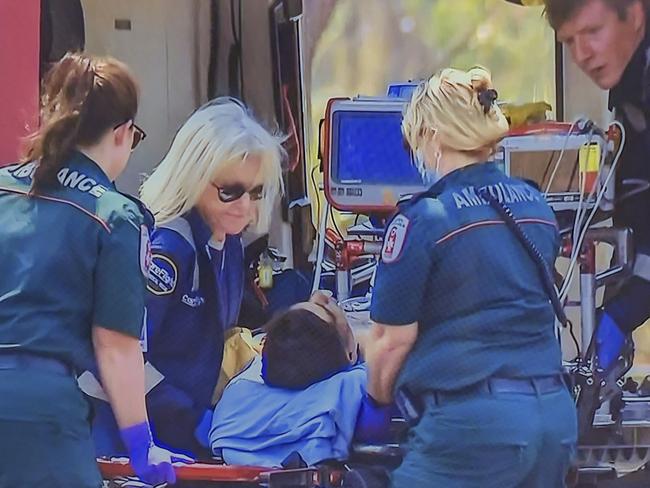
left=609, top=20, right=650, bottom=252
left=603, top=17, right=650, bottom=333
left=92, top=208, right=244, bottom=457
left=145, top=209, right=244, bottom=454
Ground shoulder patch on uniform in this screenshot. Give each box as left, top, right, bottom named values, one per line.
left=381, top=215, right=410, bottom=264
left=139, top=225, right=152, bottom=278
left=147, top=253, right=178, bottom=296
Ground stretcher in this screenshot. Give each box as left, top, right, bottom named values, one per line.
left=98, top=444, right=403, bottom=488
left=99, top=458, right=326, bottom=487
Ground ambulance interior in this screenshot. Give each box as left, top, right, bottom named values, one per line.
left=13, top=0, right=650, bottom=485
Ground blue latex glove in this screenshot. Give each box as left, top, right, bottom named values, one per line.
left=353, top=394, right=392, bottom=444
left=596, top=312, right=626, bottom=371
left=194, top=409, right=213, bottom=448
left=120, top=422, right=194, bottom=485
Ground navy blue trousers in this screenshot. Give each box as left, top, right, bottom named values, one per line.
left=393, top=383, right=577, bottom=488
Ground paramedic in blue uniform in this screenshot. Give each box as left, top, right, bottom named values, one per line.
left=364, top=67, right=577, bottom=488
left=92, top=97, right=285, bottom=459
left=543, top=0, right=650, bottom=372
left=0, top=53, right=187, bottom=487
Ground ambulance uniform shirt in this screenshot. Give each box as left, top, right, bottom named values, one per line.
left=370, top=162, right=563, bottom=394
left=0, top=151, right=150, bottom=372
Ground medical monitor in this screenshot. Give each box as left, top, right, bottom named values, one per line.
left=495, top=123, right=612, bottom=212
left=386, top=81, right=420, bottom=99
left=323, top=98, right=428, bottom=212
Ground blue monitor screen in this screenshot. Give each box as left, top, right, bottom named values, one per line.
left=387, top=83, right=418, bottom=99
left=332, top=111, right=424, bottom=185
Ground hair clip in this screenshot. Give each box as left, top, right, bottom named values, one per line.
left=478, top=88, right=498, bottom=114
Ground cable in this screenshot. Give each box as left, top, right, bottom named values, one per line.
left=310, top=164, right=321, bottom=228
left=540, top=152, right=556, bottom=191
left=544, top=118, right=584, bottom=196
left=568, top=321, right=582, bottom=361
left=552, top=125, right=622, bottom=360
left=330, top=205, right=344, bottom=239
left=238, top=0, right=244, bottom=98
left=542, top=122, right=592, bottom=271
left=566, top=319, right=582, bottom=361
left=559, top=121, right=626, bottom=301
left=230, top=0, right=239, bottom=45
left=229, top=0, right=244, bottom=99
left=558, top=130, right=601, bottom=300
left=560, top=146, right=602, bottom=300
left=566, top=152, right=580, bottom=192
left=207, top=0, right=220, bottom=98
left=560, top=149, right=590, bottom=299
left=480, top=188, right=569, bottom=327
left=311, top=200, right=330, bottom=294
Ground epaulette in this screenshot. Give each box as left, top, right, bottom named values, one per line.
left=118, top=191, right=155, bottom=230
left=399, top=187, right=439, bottom=209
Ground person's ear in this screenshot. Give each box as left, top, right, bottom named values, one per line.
left=630, top=1, right=645, bottom=33
left=421, top=129, right=441, bottom=158
left=419, top=127, right=436, bottom=143
left=113, top=123, right=131, bottom=148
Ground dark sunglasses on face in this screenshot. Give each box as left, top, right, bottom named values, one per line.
left=211, top=182, right=264, bottom=203
left=114, top=120, right=147, bottom=151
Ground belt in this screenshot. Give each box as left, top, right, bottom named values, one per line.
left=0, top=351, right=73, bottom=377
left=424, top=375, right=566, bottom=408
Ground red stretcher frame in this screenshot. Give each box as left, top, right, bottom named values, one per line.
left=98, top=458, right=275, bottom=483
left=97, top=458, right=329, bottom=487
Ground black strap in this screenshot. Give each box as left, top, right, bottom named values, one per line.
left=478, top=188, right=569, bottom=327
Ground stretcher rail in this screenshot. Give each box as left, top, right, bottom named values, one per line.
left=97, top=458, right=276, bottom=482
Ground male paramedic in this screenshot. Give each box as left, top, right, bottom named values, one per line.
left=544, top=0, right=650, bottom=369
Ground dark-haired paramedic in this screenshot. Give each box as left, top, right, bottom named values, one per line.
left=0, top=52, right=187, bottom=487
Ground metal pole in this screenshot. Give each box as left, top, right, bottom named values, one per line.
left=335, top=240, right=350, bottom=301
left=580, top=241, right=597, bottom=357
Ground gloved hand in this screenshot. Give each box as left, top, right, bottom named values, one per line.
left=596, top=312, right=626, bottom=371
left=194, top=409, right=213, bottom=448
left=120, top=422, right=194, bottom=485
left=353, top=394, right=392, bottom=444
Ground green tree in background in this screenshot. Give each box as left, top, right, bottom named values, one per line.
left=303, top=0, right=555, bottom=223
left=310, top=0, right=555, bottom=127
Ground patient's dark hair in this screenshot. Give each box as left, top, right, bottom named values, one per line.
left=261, top=308, right=351, bottom=390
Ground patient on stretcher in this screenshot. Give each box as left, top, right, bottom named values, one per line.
left=209, top=292, right=392, bottom=468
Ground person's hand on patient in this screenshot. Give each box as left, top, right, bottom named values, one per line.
left=309, top=291, right=359, bottom=364
left=309, top=291, right=345, bottom=321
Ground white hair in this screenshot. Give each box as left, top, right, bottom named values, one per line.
left=140, top=97, right=285, bottom=232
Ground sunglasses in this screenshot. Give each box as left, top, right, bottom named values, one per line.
left=114, top=120, right=147, bottom=151
left=211, top=182, right=264, bottom=203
